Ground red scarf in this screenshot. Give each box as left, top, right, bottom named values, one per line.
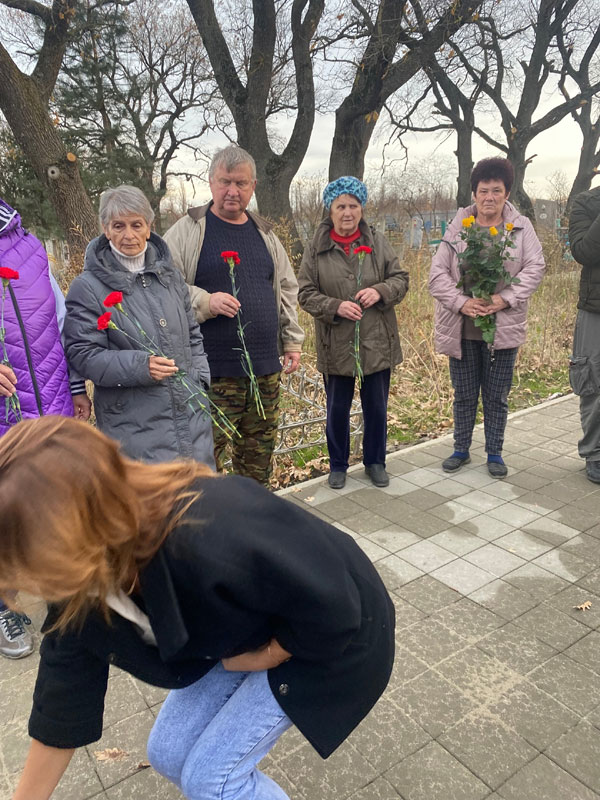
left=330, top=228, right=361, bottom=256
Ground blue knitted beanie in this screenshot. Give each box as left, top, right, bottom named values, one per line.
left=323, top=176, right=368, bottom=209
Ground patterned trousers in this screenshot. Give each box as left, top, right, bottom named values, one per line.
left=209, top=372, right=281, bottom=487
left=449, top=340, right=518, bottom=455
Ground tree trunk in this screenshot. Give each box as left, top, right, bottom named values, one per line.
left=0, top=42, right=96, bottom=263
left=455, top=118, right=474, bottom=208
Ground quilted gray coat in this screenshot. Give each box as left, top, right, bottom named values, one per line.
left=64, top=234, right=214, bottom=466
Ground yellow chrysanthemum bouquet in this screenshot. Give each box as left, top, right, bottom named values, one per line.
left=456, top=216, right=519, bottom=347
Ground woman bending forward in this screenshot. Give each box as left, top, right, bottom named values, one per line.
left=0, top=416, right=395, bottom=800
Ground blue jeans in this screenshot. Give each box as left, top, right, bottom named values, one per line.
left=147, top=663, right=292, bottom=800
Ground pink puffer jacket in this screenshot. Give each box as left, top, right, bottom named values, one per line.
left=428, top=202, right=545, bottom=359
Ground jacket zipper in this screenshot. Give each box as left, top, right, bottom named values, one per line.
left=8, top=282, right=44, bottom=415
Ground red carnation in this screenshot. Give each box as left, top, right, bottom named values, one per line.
left=221, top=250, right=241, bottom=265
left=97, top=311, right=113, bottom=330
left=0, top=267, right=20, bottom=281
left=353, top=246, right=372, bottom=255
left=103, top=291, right=123, bottom=308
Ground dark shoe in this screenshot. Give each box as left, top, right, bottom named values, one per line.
left=586, top=460, right=600, bottom=484
left=442, top=454, right=471, bottom=473
left=328, top=471, right=346, bottom=489
left=487, top=460, right=508, bottom=478
left=365, top=464, right=389, bottom=487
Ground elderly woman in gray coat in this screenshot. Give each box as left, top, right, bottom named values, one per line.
left=64, top=185, right=214, bottom=466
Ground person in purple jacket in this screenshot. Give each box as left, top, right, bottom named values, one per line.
left=0, top=197, right=91, bottom=660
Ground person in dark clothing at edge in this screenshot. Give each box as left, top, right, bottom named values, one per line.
left=569, top=185, right=600, bottom=483
left=0, top=197, right=91, bottom=661
left=0, top=416, right=395, bottom=800
left=164, top=145, right=304, bottom=486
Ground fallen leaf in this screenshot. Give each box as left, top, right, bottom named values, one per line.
left=573, top=600, right=592, bottom=611
left=94, top=748, right=129, bottom=762
left=136, top=761, right=151, bottom=770
left=305, top=495, right=315, bottom=502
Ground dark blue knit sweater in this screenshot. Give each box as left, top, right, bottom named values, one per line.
left=194, top=211, right=280, bottom=377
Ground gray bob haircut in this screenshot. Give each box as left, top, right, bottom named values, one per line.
left=209, top=146, right=256, bottom=181
left=99, top=185, right=155, bottom=229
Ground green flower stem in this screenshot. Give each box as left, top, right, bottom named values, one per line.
left=106, top=315, right=239, bottom=439
left=351, top=253, right=365, bottom=388
left=0, top=279, right=22, bottom=423
left=226, top=258, right=265, bottom=419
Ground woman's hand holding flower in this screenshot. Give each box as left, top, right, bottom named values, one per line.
left=460, top=297, right=491, bottom=318
left=148, top=356, right=179, bottom=381
left=0, top=363, right=17, bottom=397
left=355, top=287, right=381, bottom=308
left=337, top=300, right=363, bottom=321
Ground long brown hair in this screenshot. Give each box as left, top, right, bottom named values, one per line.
left=0, top=416, right=214, bottom=631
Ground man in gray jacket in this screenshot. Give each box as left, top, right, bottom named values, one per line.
left=569, top=185, right=600, bottom=483
left=164, top=146, right=304, bottom=486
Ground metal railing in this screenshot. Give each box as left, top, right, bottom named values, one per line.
left=274, top=366, right=363, bottom=455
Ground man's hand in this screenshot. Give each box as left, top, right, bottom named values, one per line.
left=460, top=297, right=490, bottom=318
left=72, top=393, right=92, bottom=421
left=209, top=292, right=241, bottom=318
left=282, top=352, right=300, bottom=374
left=355, top=287, right=381, bottom=308
left=222, top=638, right=292, bottom=672
left=0, top=363, right=17, bottom=397
left=337, top=300, right=362, bottom=321
left=148, top=356, right=178, bottom=381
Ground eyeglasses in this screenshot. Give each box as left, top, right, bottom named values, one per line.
left=215, top=178, right=254, bottom=190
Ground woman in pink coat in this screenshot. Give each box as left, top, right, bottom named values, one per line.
left=429, top=158, right=545, bottom=478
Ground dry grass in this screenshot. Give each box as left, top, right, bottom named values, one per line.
left=271, top=231, right=578, bottom=486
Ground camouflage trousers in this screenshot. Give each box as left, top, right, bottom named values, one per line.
left=209, top=371, right=281, bottom=487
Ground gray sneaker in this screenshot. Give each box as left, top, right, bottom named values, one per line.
left=0, top=609, right=34, bottom=659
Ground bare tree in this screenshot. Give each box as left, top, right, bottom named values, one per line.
left=326, top=0, right=484, bottom=181
left=184, top=0, right=324, bottom=240
left=0, top=0, right=98, bottom=255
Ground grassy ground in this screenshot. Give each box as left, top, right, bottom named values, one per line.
left=270, top=231, right=578, bottom=487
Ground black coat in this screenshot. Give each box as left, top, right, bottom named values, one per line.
left=29, top=476, right=395, bottom=759
left=569, top=186, right=600, bottom=314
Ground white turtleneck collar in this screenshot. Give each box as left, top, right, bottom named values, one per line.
left=109, top=241, right=148, bottom=273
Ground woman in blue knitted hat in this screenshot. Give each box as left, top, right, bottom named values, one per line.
left=298, top=176, right=409, bottom=489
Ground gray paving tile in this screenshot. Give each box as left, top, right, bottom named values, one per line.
left=389, top=646, right=429, bottom=686
left=378, top=476, right=423, bottom=497
left=563, top=631, right=600, bottom=675
left=395, top=509, right=449, bottom=537
left=396, top=575, right=462, bottom=615
left=488, top=681, right=579, bottom=750
left=431, top=559, right=496, bottom=595
left=502, top=563, right=570, bottom=599
left=399, top=619, right=467, bottom=666
left=391, top=669, right=477, bottom=737
left=496, top=754, right=599, bottom=800
left=529, top=654, right=600, bottom=715
left=546, top=584, right=600, bottom=629
left=347, top=777, right=400, bottom=800
left=439, top=711, right=537, bottom=790
left=463, top=544, right=526, bottom=578
left=429, top=528, right=486, bottom=556
left=512, top=490, right=565, bottom=514
left=577, top=567, right=600, bottom=593
left=385, top=741, right=489, bottom=800
left=104, top=768, right=183, bottom=799
left=476, top=622, right=557, bottom=675
left=349, top=486, right=394, bottom=510
left=400, top=451, right=440, bottom=468
left=376, top=555, right=424, bottom=590
left=559, top=533, right=600, bottom=565
left=402, top=467, right=445, bottom=487
left=468, top=579, right=539, bottom=620
left=531, top=549, right=593, bottom=582
left=437, top=647, right=523, bottom=705
left=398, top=540, right=456, bottom=572
left=349, top=697, right=431, bottom=771
left=504, top=470, right=552, bottom=491
left=427, top=478, right=472, bottom=500
left=431, top=598, right=504, bottom=643
left=486, top=503, right=542, bottom=528
left=428, top=500, right=481, bottom=525
left=551, top=505, right=600, bottom=532
left=458, top=490, right=507, bottom=513
left=89, top=710, right=156, bottom=789
left=278, top=739, right=377, bottom=800
left=401, top=488, right=447, bottom=511
left=445, top=469, right=497, bottom=490
left=314, top=495, right=366, bottom=520
left=493, top=529, right=554, bottom=560
left=103, top=672, right=148, bottom=729
left=513, top=602, right=590, bottom=651
left=366, top=526, right=420, bottom=552
left=457, top=514, right=516, bottom=541
left=342, top=508, right=395, bottom=535
left=355, top=537, right=390, bottom=562
left=546, top=721, right=600, bottom=794
left=387, top=458, right=419, bottom=476
left=391, top=594, right=427, bottom=630
left=538, top=479, right=590, bottom=503
left=478, top=481, right=528, bottom=501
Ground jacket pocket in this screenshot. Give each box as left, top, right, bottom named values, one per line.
left=569, top=355, right=598, bottom=396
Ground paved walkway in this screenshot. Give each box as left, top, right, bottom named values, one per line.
left=3, top=394, right=600, bottom=799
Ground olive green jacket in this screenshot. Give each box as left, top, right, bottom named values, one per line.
left=298, top=220, right=408, bottom=376
left=569, top=186, right=600, bottom=314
